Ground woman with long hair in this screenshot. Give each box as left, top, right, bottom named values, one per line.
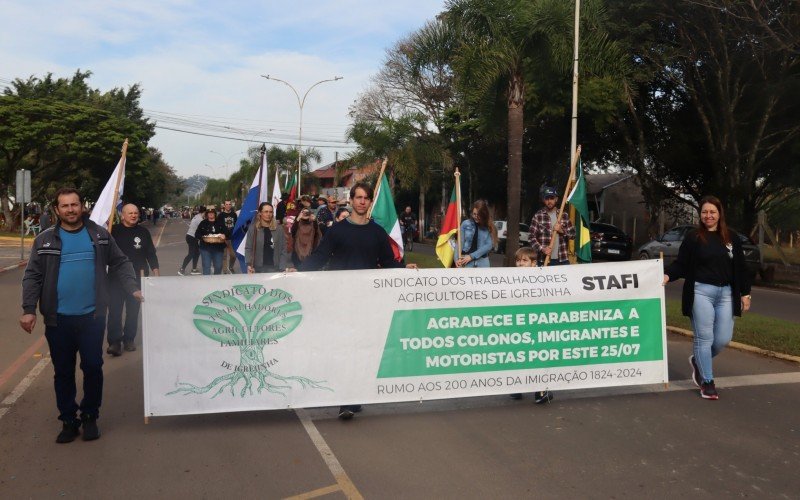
left=456, top=200, right=498, bottom=268
left=245, top=202, right=290, bottom=273
left=290, top=207, right=323, bottom=268
left=663, top=195, right=752, bottom=400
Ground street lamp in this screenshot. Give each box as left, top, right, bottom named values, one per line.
left=209, top=150, right=243, bottom=181
left=261, top=74, right=343, bottom=197
left=204, top=163, right=218, bottom=177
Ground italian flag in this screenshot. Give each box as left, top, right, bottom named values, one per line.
left=436, top=186, right=459, bottom=267
left=371, top=174, right=404, bottom=261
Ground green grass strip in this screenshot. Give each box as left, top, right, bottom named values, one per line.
left=665, top=300, right=800, bottom=357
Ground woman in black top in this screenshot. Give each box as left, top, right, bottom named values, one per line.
left=195, top=208, right=229, bottom=275
left=245, top=202, right=290, bottom=273
left=663, top=196, right=752, bottom=400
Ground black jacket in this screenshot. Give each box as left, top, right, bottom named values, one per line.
left=665, top=228, right=752, bottom=317
left=22, top=216, right=139, bottom=326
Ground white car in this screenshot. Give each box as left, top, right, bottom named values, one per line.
left=493, top=221, right=530, bottom=253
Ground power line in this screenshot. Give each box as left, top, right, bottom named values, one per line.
left=154, top=125, right=357, bottom=149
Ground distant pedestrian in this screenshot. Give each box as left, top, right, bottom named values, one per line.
left=663, top=195, right=752, bottom=400
left=195, top=208, right=229, bottom=275
left=106, top=204, right=159, bottom=356
left=20, top=188, right=141, bottom=443
left=220, top=200, right=238, bottom=273
left=276, top=192, right=289, bottom=223
left=179, top=206, right=205, bottom=275
left=39, top=209, right=52, bottom=231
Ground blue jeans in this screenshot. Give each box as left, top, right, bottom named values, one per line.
left=690, top=283, right=734, bottom=382
left=44, top=313, right=106, bottom=422
left=200, top=246, right=224, bottom=275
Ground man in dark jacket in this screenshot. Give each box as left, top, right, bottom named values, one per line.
left=299, top=182, right=416, bottom=420
left=106, top=203, right=159, bottom=356
left=20, top=188, right=141, bottom=443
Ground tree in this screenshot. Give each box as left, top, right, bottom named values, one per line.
left=432, top=0, right=625, bottom=263
left=607, top=0, right=800, bottom=230
left=0, top=70, right=181, bottom=225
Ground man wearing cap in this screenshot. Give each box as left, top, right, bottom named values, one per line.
left=529, top=185, right=575, bottom=266
left=315, top=195, right=336, bottom=235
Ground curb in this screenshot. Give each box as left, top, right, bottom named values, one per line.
left=666, top=326, right=800, bottom=364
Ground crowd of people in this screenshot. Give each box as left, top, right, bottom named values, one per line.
left=19, top=182, right=750, bottom=441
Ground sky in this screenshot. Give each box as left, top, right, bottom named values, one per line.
left=0, top=0, right=445, bottom=179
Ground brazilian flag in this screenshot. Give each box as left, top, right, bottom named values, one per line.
left=567, top=159, right=592, bottom=263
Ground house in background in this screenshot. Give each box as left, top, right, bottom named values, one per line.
left=309, top=159, right=382, bottom=200
left=585, top=173, right=694, bottom=245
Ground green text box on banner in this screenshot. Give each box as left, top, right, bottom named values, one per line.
left=377, top=299, right=662, bottom=378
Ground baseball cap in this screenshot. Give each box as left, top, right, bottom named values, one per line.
left=541, top=186, right=558, bottom=199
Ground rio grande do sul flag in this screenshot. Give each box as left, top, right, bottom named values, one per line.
left=436, top=186, right=459, bottom=267
left=371, top=174, right=403, bottom=261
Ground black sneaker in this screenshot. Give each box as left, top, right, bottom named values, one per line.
left=700, top=380, right=719, bottom=400
left=56, top=420, right=81, bottom=443
left=509, top=393, right=522, bottom=400
left=534, top=391, right=554, bottom=404
left=190, top=269, right=201, bottom=275
left=81, top=415, right=101, bottom=441
left=338, top=406, right=355, bottom=420
left=177, top=268, right=185, bottom=276
left=350, top=405, right=363, bottom=413
left=106, top=342, right=122, bottom=357
left=689, top=355, right=701, bottom=388
left=123, top=341, right=137, bottom=352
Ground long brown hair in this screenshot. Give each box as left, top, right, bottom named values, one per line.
left=471, top=200, right=498, bottom=246
left=696, top=195, right=731, bottom=246
left=254, top=202, right=277, bottom=230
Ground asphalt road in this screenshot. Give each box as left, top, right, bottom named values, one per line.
left=0, top=219, right=798, bottom=498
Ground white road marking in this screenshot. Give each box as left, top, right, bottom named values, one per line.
left=0, top=357, right=51, bottom=421
left=295, top=408, right=364, bottom=500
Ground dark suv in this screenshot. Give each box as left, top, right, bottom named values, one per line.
left=638, top=225, right=760, bottom=282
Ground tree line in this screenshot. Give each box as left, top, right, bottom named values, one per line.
left=345, top=0, right=799, bottom=262
left=0, top=70, right=183, bottom=228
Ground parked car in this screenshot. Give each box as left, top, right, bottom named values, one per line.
left=494, top=221, right=530, bottom=253
left=589, top=222, right=633, bottom=261
left=638, top=225, right=760, bottom=282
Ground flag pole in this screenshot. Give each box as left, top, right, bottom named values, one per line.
left=366, top=158, right=389, bottom=220
left=107, top=138, right=128, bottom=233
left=544, top=145, right=581, bottom=267
left=455, top=168, right=462, bottom=262
left=250, top=144, right=267, bottom=270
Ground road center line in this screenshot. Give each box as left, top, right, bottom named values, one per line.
left=295, top=408, right=364, bottom=500
left=154, top=220, right=168, bottom=248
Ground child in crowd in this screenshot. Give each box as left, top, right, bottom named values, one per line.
left=509, top=247, right=554, bottom=404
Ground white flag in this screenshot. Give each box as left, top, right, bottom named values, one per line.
left=272, top=166, right=281, bottom=207
left=89, top=156, right=125, bottom=230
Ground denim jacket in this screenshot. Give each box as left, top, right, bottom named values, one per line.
left=460, top=220, right=493, bottom=266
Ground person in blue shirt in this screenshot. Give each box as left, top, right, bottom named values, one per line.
left=456, top=200, right=498, bottom=268
left=20, top=188, right=141, bottom=443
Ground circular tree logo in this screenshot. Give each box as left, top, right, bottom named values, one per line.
left=168, top=284, right=330, bottom=398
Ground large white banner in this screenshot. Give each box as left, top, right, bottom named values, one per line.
left=142, top=260, right=668, bottom=417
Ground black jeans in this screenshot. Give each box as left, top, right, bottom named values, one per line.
left=181, top=235, right=199, bottom=271
left=44, top=313, right=105, bottom=422
left=107, top=285, right=140, bottom=345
